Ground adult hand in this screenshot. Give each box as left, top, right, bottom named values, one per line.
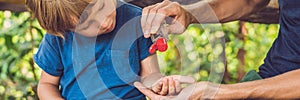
left=142, top=0, right=196, bottom=38
left=135, top=81, right=224, bottom=100
left=134, top=82, right=175, bottom=100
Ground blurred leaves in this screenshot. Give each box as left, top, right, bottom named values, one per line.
left=0, top=11, right=44, bottom=100
left=158, top=21, right=279, bottom=83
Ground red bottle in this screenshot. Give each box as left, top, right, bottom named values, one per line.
left=156, top=37, right=168, bottom=52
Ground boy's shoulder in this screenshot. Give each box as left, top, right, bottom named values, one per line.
left=43, top=33, right=59, bottom=43
left=121, top=2, right=142, bottom=11
left=43, top=32, right=72, bottom=45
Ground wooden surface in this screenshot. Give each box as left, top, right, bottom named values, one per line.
left=0, top=0, right=279, bottom=24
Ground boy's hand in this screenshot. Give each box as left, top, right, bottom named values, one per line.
left=150, top=75, right=195, bottom=96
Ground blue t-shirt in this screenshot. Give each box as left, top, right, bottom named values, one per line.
left=258, top=0, right=300, bottom=78
left=34, top=2, right=152, bottom=100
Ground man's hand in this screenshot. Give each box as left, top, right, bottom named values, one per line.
left=142, top=0, right=196, bottom=38
left=137, top=69, right=300, bottom=99
left=134, top=82, right=207, bottom=100
left=135, top=81, right=228, bottom=100
left=134, top=82, right=173, bottom=100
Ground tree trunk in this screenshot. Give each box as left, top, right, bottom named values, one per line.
left=237, top=21, right=247, bottom=81
left=221, top=36, right=230, bottom=83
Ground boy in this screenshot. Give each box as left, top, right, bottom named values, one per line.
left=26, top=0, right=194, bottom=99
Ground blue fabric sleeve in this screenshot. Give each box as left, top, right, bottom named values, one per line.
left=135, top=19, right=153, bottom=61
left=137, top=36, right=153, bottom=61
left=120, top=2, right=153, bottom=61
left=34, top=34, right=63, bottom=76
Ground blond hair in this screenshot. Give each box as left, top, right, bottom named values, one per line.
left=26, top=0, right=89, bottom=37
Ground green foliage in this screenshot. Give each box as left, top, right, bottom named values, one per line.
left=0, top=11, right=44, bottom=100
left=158, top=22, right=279, bottom=83
left=223, top=22, right=278, bottom=83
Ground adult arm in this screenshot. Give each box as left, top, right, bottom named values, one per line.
left=38, top=71, right=64, bottom=100
left=208, top=69, right=300, bottom=99
left=186, top=0, right=271, bottom=23
left=142, top=0, right=270, bottom=36
left=135, top=69, right=300, bottom=99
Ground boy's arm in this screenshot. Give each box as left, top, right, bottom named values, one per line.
left=140, top=54, right=162, bottom=87
left=141, top=54, right=172, bottom=95
left=140, top=54, right=196, bottom=95
left=38, top=71, right=64, bottom=100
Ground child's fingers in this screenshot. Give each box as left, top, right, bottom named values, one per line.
left=168, top=77, right=176, bottom=95
left=134, top=82, right=166, bottom=100
left=174, top=79, right=182, bottom=93
left=151, top=82, right=163, bottom=93
left=159, top=78, right=169, bottom=96
left=171, top=75, right=196, bottom=84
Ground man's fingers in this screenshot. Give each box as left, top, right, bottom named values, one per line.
left=144, top=2, right=166, bottom=37
left=143, top=0, right=191, bottom=35
left=169, top=75, right=196, bottom=84
left=148, top=1, right=170, bottom=34
left=142, top=0, right=174, bottom=38
left=174, top=79, right=182, bottom=93
left=145, top=9, right=157, bottom=36
left=167, top=13, right=188, bottom=34
left=162, top=1, right=188, bottom=34
left=149, top=1, right=183, bottom=34
left=134, top=82, right=159, bottom=99
left=168, top=21, right=186, bottom=34
left=142, top=5, right=156, bottom=38
left=150, top=13, right=167, bottom=35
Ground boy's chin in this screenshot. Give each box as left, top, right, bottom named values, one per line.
left=75, top=28, right=114, bottom=37
left=103, top=30, right=113, bottom=34
left=97, top=29, right=113, bottom=35
left=99, top=25, right=115, bottom=35
left=75, top=31, right=112, bottom=37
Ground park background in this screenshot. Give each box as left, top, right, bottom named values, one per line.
left=0, top=0, right=279, bottom=99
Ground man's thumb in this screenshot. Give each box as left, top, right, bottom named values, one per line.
left=134, top=82, right=158, bottom=98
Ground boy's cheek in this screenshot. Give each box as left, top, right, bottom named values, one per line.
left=101, top=12, right=117, bottom=33
left=74, top=12, right=116, bottom=37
